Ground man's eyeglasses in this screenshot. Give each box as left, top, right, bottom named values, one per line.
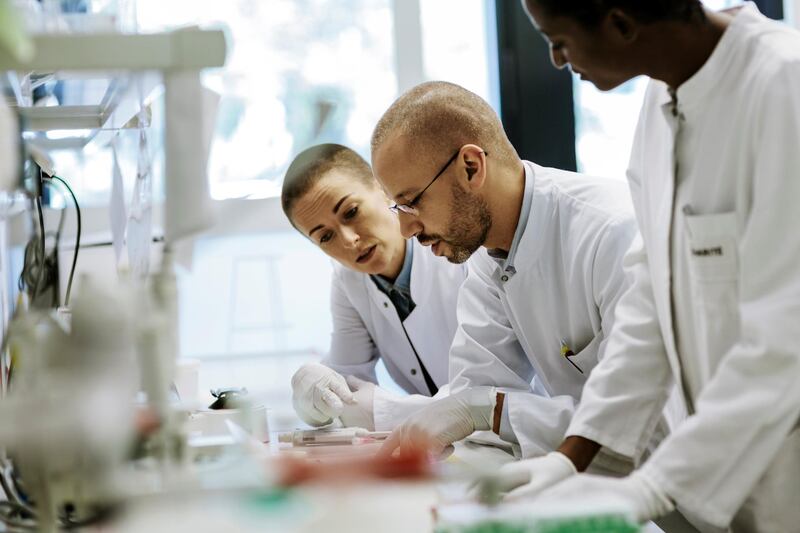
left=389, top=149, right=487, bottom=216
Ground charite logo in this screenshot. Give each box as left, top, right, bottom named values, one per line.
left=691, top=246, right=723, bottom=257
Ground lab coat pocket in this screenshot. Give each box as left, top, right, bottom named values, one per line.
left=565, top=333, right=602, bottom=376
left=684, top=211, right=740, bottom=370
left=684, top=211, right=739, bottom=283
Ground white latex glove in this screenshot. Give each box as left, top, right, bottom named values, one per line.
left=339, top=375, right=376, bottom=430
left=291, top=363, right=356, bottom=426
left=539, top=472, right=675, bottom=523
left=379, top=386, right=496, bottom=457
left=485, top=452, right=577, bottom=501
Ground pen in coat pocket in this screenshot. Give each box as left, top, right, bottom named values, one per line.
left=560, top=338, right=583, bottom=374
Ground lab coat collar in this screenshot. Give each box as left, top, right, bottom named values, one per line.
left=487, top=160, right=535, bottom=279
left=675, top=2, right=761, bottom=109
left=487, top=161, right=552, bottom=289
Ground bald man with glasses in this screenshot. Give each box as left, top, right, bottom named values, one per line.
left=372, top=82, right=680, bottom=481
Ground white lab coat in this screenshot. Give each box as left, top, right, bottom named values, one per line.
left=567, top=4, right=800, bottom=531
left=450, top=161, right=647, bottom=469
left=323, top=238, right=466, bottom=430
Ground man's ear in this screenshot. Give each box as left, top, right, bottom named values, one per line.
left=461, top=145, right=488, bottom=190
left=603, top=8, right=640, bottom=44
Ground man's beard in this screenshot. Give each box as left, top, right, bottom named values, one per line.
left=419, top=183, right=491, bottom=264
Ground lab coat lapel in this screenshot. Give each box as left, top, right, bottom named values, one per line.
left=653, top=97, right=693, bottom=411
left=365, top=269, right=402, bottom=328
left=403, top=241, right=440, bottom=374
left=504, top=198, right=551, bottom=387
left=489, top=171, right=557, bottom=392
left=364, top=240, right=429, bottom=322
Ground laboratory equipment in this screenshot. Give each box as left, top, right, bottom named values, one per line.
left=0, top=4, right=228, bottom=530
left=209, top=387, right=249, bottom=409
left=188, top=404, right=270, bottom=443
left=434, top=499, right=640, bottom=533
left=278, top=427, right=391, bottom=447
left=0, top=97, right=19, bottom=192
left=0, top=276, right=138, bottom=532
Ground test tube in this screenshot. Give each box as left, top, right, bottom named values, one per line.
left=278, top=428, right=390, bottom=447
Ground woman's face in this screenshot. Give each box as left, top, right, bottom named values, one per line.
left=291, top=171, right=406, bottom=278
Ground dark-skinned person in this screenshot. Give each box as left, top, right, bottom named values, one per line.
left=489, top=2, right=800, bottom=531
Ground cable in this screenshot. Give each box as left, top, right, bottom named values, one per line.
left=0, top=462, right=12, bottom=501
left=45, top=176, right=81, bottom=307
left=43, top=180, right=67, bottom=249
left=1, top=463, right=35, bottom=517
left=0, top=500, right=37, bottom=531
left=29, top=168, right=48, bottom=304
left=29, top=195, right=46, bottom=304
left=19, top=181, right=66, bottom=308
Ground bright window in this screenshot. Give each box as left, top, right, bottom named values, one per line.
left=135, top=0, right=397, bottom=200
left=419, top=0, right=499, bottom=111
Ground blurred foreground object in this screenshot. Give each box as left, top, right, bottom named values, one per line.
left=434, top=498, right=640, bottom=533
left=0, top=0, right=34, bottom=65
left=0, top=276, right=138, bottom=532
left=0, top=97, right=20, bottom=193
left=275, top=438, right=433, bottom=487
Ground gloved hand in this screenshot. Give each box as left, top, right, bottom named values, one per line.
left=482, top=452, right=577, bottom=502
left=343, top=377, right=445, bottom=432
left=378, top=386, right=496, bottom=457
left=291, top=363, right=356, bottom=426
left=339, top=376, right=376, bottom=430
left=538, top=472, right=675, bottom=523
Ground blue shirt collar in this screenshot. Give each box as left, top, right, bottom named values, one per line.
left=371, top=239, right=413, bottom=294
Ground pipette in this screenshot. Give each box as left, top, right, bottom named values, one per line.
left=278, top=427, right=391, bottom=447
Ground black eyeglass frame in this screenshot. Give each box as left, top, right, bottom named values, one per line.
left=389, top=149, right=488, bottom=215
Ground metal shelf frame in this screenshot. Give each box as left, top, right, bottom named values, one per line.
left=0, top=26, right=227, bottom=243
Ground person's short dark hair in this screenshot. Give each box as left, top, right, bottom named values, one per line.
left=281, top=143, right=375, bottom=224
left=528, top=0, right=705, bottom=27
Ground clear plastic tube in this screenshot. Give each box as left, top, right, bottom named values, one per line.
left=278, top=428, right=390, bottom=447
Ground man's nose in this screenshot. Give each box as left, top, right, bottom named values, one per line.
left=398, top=212, right=422, bottom=240
left=550, top=45, right=568, bottom=70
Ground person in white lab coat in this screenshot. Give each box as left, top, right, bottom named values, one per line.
left=370, top=81, right=661, bottom=469
left=281, top=144, right=466, bottom=431
left=495, top=1, right=800, bottom=531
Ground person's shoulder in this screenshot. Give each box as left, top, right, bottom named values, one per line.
left=640, top=78, right=671, bottom=111
left=464, top=247, right=495, bottom=275
left=742, top=14, right=800, bottom=80
left=534, top=164, right=634, bottom=223
left=331, top=260, right=369, bottom=291
left=738, top=22, right=800, bottom=125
